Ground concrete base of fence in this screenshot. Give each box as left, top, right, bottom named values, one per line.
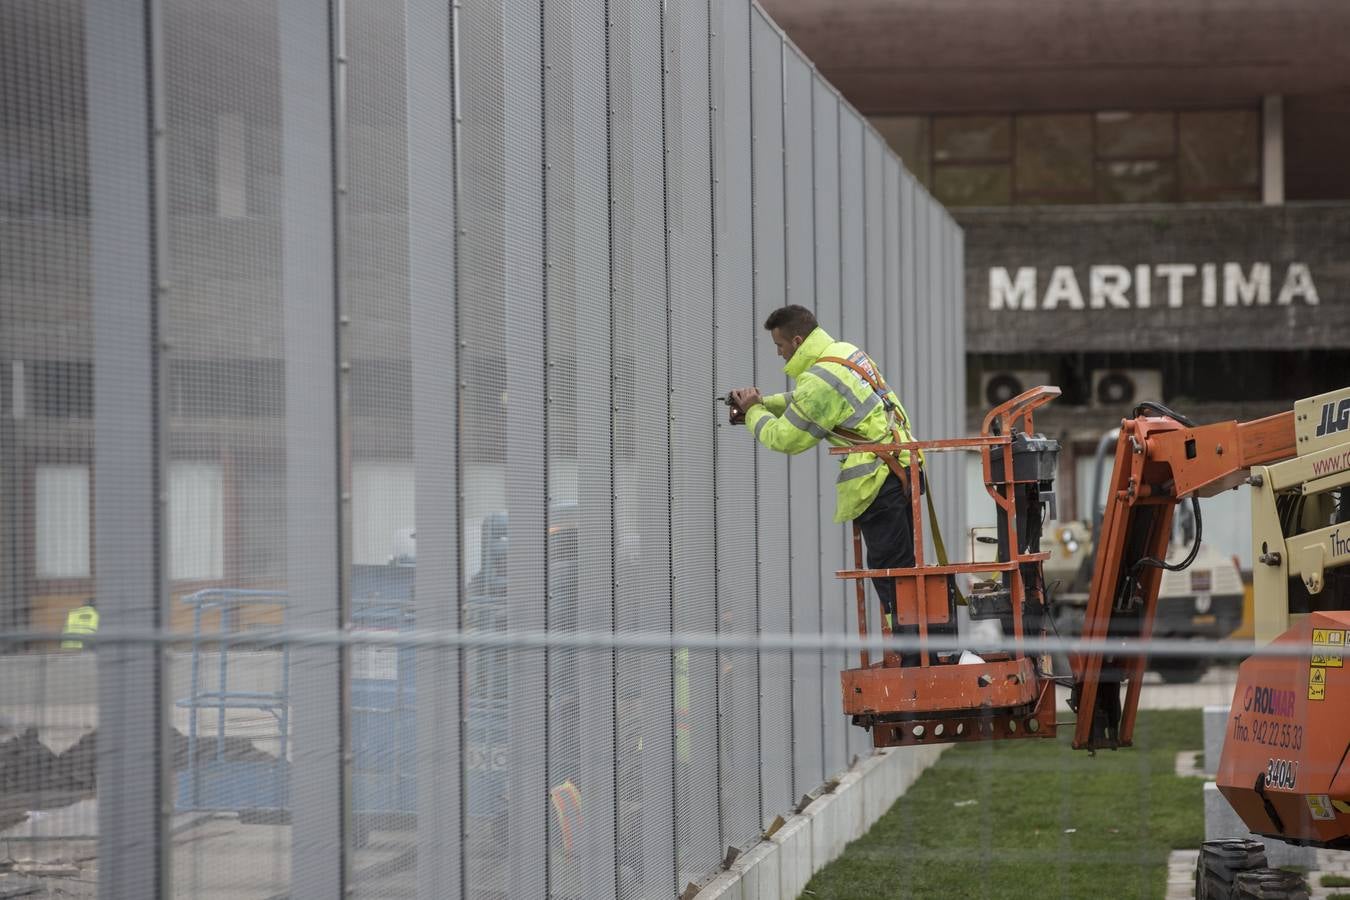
left=1203, top=781, right=1317, bottom=869
left=692, top=742, right=948, bottom=900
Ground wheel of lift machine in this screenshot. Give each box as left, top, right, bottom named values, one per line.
left=1195, top=839, right=1267, bottom=899
left=1231, top=868, right=1310, bottom=899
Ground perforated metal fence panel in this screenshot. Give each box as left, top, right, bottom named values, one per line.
left=884, top=157, right=903, bottom=414
left=459, top=3, right=549, bottom=896
left=664, top=0, right=721, bottom=887
left=900, top=170, right=921, bottom=433
left=611, top=0, right=677, bottom=895
left=928, top=194, right=946, bottom=469
left=910, top=180, right=932, bottom=547
left=951, top=217, right=968, bottom=542
left=924, top=196, right=949, bottom=543
left=839, top=110, right=866, bottom=353
left=864, top=130, right=886, bottom=387
left=346, top=3, right=421, bottom=895
left=87, top=1, right=168, bottom=895
left=749, top=6, right=792, bottom=825
left=711, top=0, right=762, bottom=856
left=938, top=210, right=957, bottom=538
left=405, top=0, right=460, bottom=894
left=836, top=110, right=874, bottom=765
left=0, top=1, right=966, bottom=896
left=784, top=46, right=824, bottom=800
left=543, top=1, right=619, bottom=896
left=810, top=73, right=850, bottom=784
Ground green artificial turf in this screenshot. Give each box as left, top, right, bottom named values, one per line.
left=803, top=710, right=1203, bottom=899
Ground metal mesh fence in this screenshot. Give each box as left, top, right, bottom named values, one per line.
left=782, top=45, right=823, bottom=805
left=749, top=6, right=791, bottom=828
left=0, top=0, right=970, bottom=897
left=809, top=78, right=849, bottom=786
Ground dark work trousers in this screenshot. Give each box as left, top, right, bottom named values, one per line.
left=854, top=472, right=919, bottom=664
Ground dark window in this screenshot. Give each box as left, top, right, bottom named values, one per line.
left=30, top=360, right=93, bottom=419
left=0, top=121, right=89, bottom=219
left=167, top=358, right=284, bottom=418
left=932, top=116, right=1011, bottom=163
left=883, top=105, right=1262, bottom=207
left=1096, top=159, right=1177, bottom=204
left=1179, top=110, right=1260, bottom=201
left=872, top=116, right=930, bottom=184
left=237, top=459, right=285, bottom=584
left=1015, top=114, right=1094, bottom=202
left=1095, top=111, right=1175, bottom=159
left=933, top=164, right=1011, bottom=206
left=1285, top=92, right=1350, bottom=202
left=350, top=359, right=412, bottom=419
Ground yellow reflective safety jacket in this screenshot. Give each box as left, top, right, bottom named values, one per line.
left=744, top=327, right=916, bottom=523
left=61, top=604, right=99, bottom=650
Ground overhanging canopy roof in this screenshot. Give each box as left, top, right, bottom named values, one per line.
left=760, top=0, right=1350, bottom=112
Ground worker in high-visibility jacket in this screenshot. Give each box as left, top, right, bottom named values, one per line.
left=728, top=305, right=921, bottom=662
left=61, top=598, right=99, bottom=650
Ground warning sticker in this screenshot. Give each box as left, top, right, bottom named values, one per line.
left=1309, top=667, right=1327, bottom=700
left=1308, top=794, right=1337, bottom=821
left=1313, top=629, right=1346, bottom=646
left=1311, top=652, right=1344, bottom=668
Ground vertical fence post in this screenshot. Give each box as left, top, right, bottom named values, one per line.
left=811, top=79, right=846, bottom=778
left=88, top=0, right=170, bottom=894
left=502, top=3, right=548, bottom=897
left=279, top=0, right=349, bottom=894
left=406, top=0, right=462, bottom=894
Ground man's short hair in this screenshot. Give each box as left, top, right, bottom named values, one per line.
left=763, top=305, right=817, bottom=339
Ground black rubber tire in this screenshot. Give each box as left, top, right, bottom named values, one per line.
left=1231, top=868, right=1310, bottom=899
left=1196, top=840, right=1268, bottom=899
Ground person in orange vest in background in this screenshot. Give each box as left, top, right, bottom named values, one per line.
left=61, top=598, right=98, bottom=650
left=550, top=779, right=583, bottom=860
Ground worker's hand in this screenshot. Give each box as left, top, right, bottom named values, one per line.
left=729, top=404, right=746, bottom=425
left=730, top=387, right=762, bottom=412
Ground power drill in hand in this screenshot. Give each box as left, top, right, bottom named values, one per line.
left=715, top=394, right=746, bottom=425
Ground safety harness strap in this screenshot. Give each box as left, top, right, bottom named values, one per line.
left=816, top=354, right=912, bottom=435
left=819, top=355, right=964, bottom=604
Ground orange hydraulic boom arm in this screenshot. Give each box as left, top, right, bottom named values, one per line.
left=1071, top=404, right=1297, bottom=750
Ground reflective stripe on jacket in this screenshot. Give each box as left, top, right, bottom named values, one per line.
left=62, top=605, right=99, bottom=650
left=744, top=326, right=916, bottom=523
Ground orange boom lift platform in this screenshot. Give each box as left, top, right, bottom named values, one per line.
left=838, top=386, right=1062, bottom=748
left=837, top=382, right=1350, bottom=860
